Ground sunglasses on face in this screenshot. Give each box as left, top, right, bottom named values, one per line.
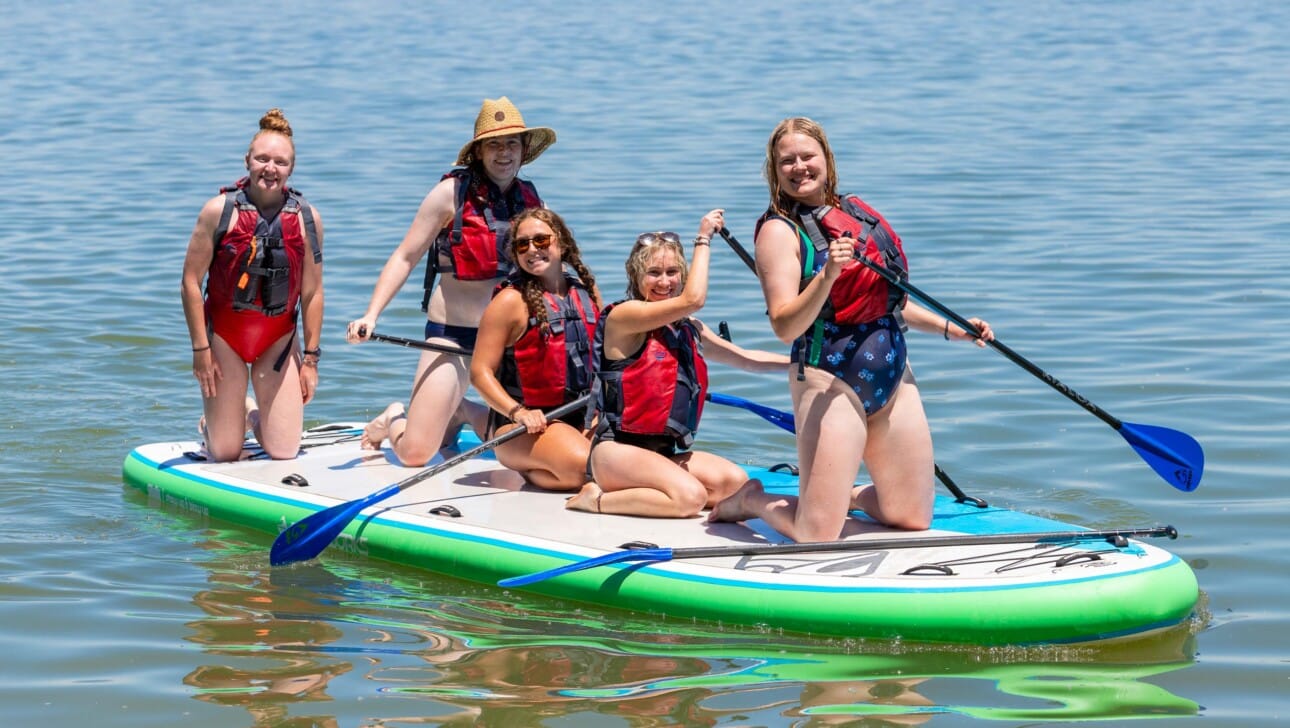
left=513, top=232, right=555, bottom=255
left=634, top=231, right=681, bottom=248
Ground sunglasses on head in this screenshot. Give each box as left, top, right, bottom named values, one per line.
left=513, top=232, right=555, bottom=255
left=634, top=231, right=681, bottom=247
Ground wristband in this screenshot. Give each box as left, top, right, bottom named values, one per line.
left=943, top=321, right=951, bottom=340
left=303, top=347, right=322, bottom=359
left=192, top=345, right=210, bottom=352
left=507, top=403, right=524, bottom=420
left=693, top=235, right=711, bottom=246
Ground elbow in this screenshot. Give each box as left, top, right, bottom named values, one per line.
left=768, top=319, right=799, bottom=345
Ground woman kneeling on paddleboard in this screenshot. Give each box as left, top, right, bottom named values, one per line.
left=571, top=210, right=790, bottom=518
left=180, top=108, right=325, bottom=462
left=470, top=209, right=601, bottom=491
left=709, top=117, right=993, bottom=540
left=345, top=97, right=556, bottom=467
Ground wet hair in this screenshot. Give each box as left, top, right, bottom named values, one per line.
left=763, top=116, right=839, bottom=218
left=506, top=208, right=599, bottom=334
left=246, top=108, right=295, bottom=159
left=624, top=233, right=687, bottom=301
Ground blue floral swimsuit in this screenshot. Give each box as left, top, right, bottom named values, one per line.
left=790, top=315, right=907, bottom=416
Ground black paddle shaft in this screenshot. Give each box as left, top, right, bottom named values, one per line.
left=665, top=525, right=1177, bottom=560
left=368, top=331, right=472, bottom=357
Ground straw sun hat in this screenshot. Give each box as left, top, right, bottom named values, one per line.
left=455, top=97, right=557, bottom=166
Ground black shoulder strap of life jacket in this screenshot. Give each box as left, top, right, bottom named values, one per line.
left=422, top=169, right=475, bottom=311
left=213, top=188, right=249, bottom=250
left=286, top=188, right=322, bottom=264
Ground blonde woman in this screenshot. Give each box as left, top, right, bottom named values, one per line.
left=570, top=209, right=789, bottom=518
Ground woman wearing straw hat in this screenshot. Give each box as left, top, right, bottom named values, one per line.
left=346, top=97, right=556, bottom=466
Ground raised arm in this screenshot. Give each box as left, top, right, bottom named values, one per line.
left=602, top=210, right=723, bottom=356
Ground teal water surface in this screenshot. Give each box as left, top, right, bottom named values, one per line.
left=1, top=1, right=1287, bottom=725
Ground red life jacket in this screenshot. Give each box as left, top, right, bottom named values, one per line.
left=592, top=304, right=709, bottom=450
left=496, top=273, right=598, bottom=409
left=421, top=168, right=543, bottom=310
left=755, top=194, right=908, bottom=325
left=206, top=177, right=321, bottom=319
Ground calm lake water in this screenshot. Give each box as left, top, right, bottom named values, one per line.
left=2, top=1, right=1288, bottom=725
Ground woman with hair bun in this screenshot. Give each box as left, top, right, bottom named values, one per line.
left=469, top=208, right=600, bottom=491
left=181, top=108, right=325, bottom=462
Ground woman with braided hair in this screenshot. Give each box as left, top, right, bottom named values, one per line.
left=470, top=208, right=602, bottom=491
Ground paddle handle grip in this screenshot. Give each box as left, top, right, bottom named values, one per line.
left=368, top=331, right=473, bottom=357
left=719, top=227, right=757, bottom=273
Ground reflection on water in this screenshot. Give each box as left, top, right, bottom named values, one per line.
left=184, top=567, right=352, bottom=727
left=172, top=524, right=1199, bottom=726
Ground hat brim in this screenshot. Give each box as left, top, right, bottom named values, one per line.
left=456, top=127, right=557, bottom=167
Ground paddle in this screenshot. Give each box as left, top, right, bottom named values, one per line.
left=717, top=228, right=1202, bottom=492
left=498, top=524, right=1178, bottom=587
left=270, top=396, right=591, bottom=566
left=367, top=331, right=471, bottom=356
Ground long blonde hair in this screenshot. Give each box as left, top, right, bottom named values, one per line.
left=763, top=116, right=838, bottom=217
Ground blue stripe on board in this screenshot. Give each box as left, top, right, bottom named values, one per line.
left=127, top=450, right=1181, bottom=600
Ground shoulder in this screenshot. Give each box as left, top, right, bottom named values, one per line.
left=195, top=194, right=228, bottom=226
left=419, top=172, right=464, bottom=215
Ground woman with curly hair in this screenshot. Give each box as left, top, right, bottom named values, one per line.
left=470, top=208, right=601, bottom=491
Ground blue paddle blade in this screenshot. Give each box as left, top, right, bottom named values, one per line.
left=707, top=392, right=796, bottom=434
left=270, top=483, right=400, bottom=565
left=1119, top=421, right=1204, bottom=492
left=498, top=547, right=674, bottom=587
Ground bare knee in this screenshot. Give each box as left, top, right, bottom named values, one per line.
left=396, top=446, right=435, bottom=468
left=881, top=512, right=932, bottom=531
left=261, top=441, right=301, bottom=460
left=675, top=485, right=707, bottom=518
left=206, top=442, right=244, bottom=463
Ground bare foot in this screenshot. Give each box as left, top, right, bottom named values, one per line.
left=707, top=480, right=763, bottom=523
left=564, top=482, right=604, bottom=513
left=362, top=402, right=405, bottom=450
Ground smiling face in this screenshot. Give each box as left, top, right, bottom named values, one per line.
left=244, top=132, right=295, bottom=199
left=477, top=133, right=524, bottom=186
left=774, top=132, right=829, bottom=206
left=511, top=217, right=562, bottom=278
left=638, top=248, right=685, bottom=302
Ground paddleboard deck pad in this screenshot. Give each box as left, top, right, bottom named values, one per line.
left=123, top=423, right=1198, bottom=645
